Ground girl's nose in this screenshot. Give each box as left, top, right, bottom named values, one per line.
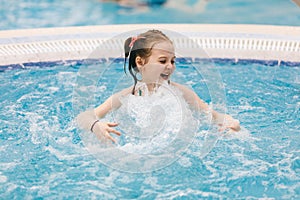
left=166, top=62, right=175, bottom=70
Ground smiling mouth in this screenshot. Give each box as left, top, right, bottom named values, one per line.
left=160, top=73, right=169, bottom=80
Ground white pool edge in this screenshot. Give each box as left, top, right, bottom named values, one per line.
left=1, top=24, right=300, bottom=66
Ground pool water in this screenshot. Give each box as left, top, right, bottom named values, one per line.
left=1, top=0, right=300, bottom=30
left=1, top=0, right=300, bottom=198
left=0, top=60, right=299, bottom=199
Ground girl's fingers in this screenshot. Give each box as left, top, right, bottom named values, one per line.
left=229, top=120, right=241, bottom=131
left=107, top=134, right=117, bottom=143
left=229, top=124, right=241, bottom=132
left=105, top=125, right=121, bottom=143
left=103, top=131, right=117, bottom=143
left=218, top=120, right=240, bottom=132
left=107, top=128, right=121, bottom=136
left=107, top=122, right=119, bottom=127
left=94, top=122, right=120, bottom=143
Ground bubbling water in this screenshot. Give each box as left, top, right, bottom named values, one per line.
left=113, top=81, right=200, bottom=155
left=81, top=80, right=215, bottom=172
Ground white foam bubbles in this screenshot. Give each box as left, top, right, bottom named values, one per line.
left=113, top=81, right=198, bottom=155
left=81, top=81, right=203, bottom=172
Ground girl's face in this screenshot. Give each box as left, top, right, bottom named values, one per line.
left=137, top=41, right=176, bottom=84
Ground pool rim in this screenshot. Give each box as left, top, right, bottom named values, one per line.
left=0, top=24, right=300, bottom=67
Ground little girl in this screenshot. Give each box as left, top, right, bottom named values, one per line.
left=77, top=29, right=240, bottom=143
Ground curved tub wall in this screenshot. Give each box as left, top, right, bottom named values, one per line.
left=0, top=24, right=300, bottom=66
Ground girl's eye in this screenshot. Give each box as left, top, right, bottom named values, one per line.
left=171, top=60, right=175, bottom=64
left=159, top=60, right=166, bottom=64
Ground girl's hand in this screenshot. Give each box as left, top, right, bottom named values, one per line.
left=215, top=113, right=241, bottom=132
left=92, top=121, right=121, bottom=143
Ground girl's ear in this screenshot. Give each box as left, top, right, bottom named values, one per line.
left=135, top=56, right=145, bottom=71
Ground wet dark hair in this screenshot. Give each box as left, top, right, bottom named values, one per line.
left=124, top=29, right=173, bottom=94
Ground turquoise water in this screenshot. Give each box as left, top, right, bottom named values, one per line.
left=0, top=0, right=300, bottom=30
left=1, top=0, right=300, bottom=199
left=0, top=60, right=299, bottom=199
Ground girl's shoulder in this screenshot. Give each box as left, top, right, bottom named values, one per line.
left=170, top=81, right=198, bottom=103
left=170, top=81, right=192, bottom=93
left=113, top=86, right=133, bottom=98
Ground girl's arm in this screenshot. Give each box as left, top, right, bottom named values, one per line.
left=76, top=87, right=132, bottom=142
left=173, top=82, right=241, bottom=132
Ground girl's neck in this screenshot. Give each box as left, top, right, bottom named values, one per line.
left=146, top=82, right=159, bottom=93
left=139, top=79, right=160, bottom=93
left=136, top=80, right=169, bottom=96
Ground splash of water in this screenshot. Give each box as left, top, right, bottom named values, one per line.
left=113, top=81, right=199, bottom=155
